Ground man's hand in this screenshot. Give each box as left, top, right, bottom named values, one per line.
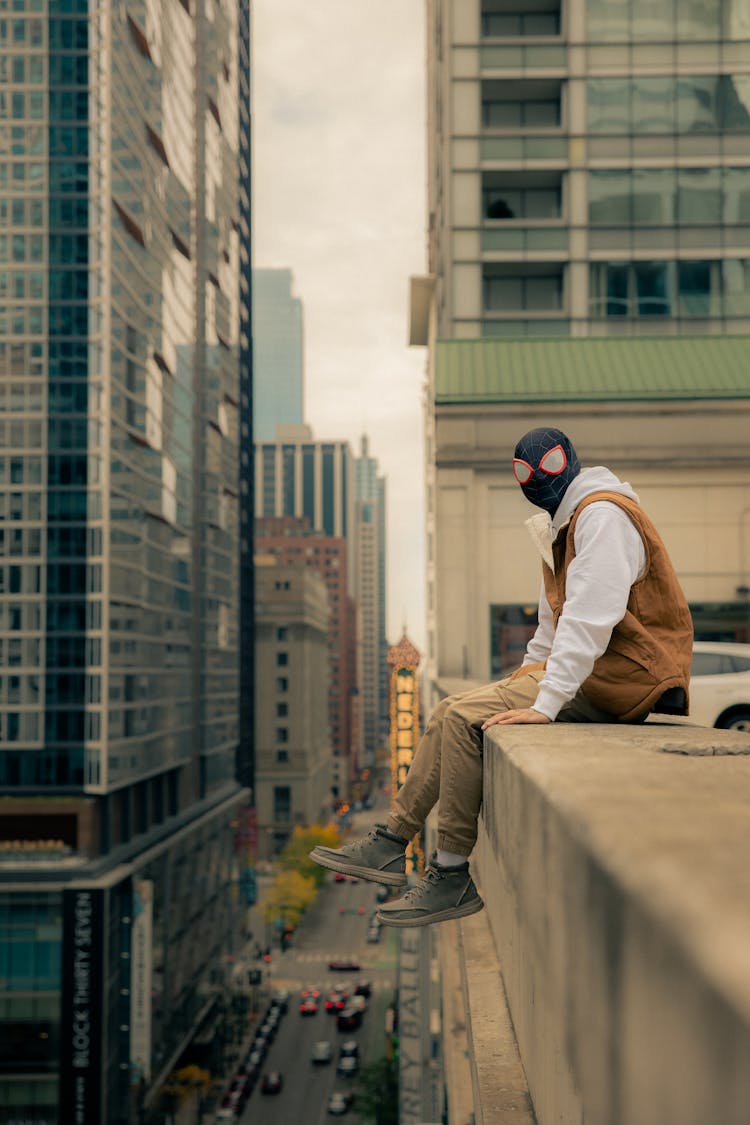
left=481, top=708, right=552, bottom=729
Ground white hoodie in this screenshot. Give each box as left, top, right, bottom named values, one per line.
left=522, top=467, right=647, bottom=721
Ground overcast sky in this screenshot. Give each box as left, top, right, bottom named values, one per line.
left=252, top=1, right=428, bottom=652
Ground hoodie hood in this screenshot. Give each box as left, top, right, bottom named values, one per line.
left=525, top=467, right=640, bottom=569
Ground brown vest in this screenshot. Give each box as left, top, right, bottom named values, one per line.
left=542, top=491, right=693, bottom=722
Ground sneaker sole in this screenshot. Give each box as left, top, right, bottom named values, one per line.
left=309, top=848, right=407, bottom=888
left=375, top=896, right=484, bottom=927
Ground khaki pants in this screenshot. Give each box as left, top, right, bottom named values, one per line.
left=386, top=669, right=613, bottom=856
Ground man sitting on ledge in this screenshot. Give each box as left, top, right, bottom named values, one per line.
left=311, top=427, right=694, bottom=927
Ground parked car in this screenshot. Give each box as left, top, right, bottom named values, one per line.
left=327, top=1090, right=354, bottom=1116
left=311, top=1039, right=334, bottom=1064
left=260, top=1070, right=283, bottom=1095
left=270, top=989, right=289, bottom=1013
left=329, top=958, right=360, bottom=972
left=687, top=641, right=750, bottom=730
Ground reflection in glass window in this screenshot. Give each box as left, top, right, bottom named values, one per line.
left=588, top=170, right=630, bottom=225
left=588, top=79, right=629, bottom=132
left=724, top=168, right=750, bottom=223
left=722, top=260, right=750, bottom=317
left=677, top=0, right=721, bottom=39
left=677, top=167, right=721, bottom=224
left=633, top=168, right=675, bottom=225
left=586, top=0, right=629, bottom=41
left=633, top=78, right=674, bottom=133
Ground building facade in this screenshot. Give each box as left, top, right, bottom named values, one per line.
left=254, top=564, right=332, bottom=855
left=355, top=436, right=388, bottom=763
left=417, top=0, right=750, bottom=696
left=255, top=516, right=358, bottom=800
left=0, top=1, right=247, bottom=1120
left=251, top=268, right=304, bottom=441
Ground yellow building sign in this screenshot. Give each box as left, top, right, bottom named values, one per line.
left=387, top=633, right=423, bottom=876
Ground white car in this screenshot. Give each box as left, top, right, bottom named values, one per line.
left=686, top=642, right=750, bottom=731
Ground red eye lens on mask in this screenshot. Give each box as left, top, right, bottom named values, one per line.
left=539, top=445, right=566, bottom=476
left=512, top=458, right=534, bottom=485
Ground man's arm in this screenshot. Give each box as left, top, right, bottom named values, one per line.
left=484, top=503, right=646, bottom=727
left=522, top=578, right=554, bottom=665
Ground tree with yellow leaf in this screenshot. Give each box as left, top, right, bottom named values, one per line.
left=278, top=823, right=342, bottom=888
left=262, top=868, right=316, bottom=930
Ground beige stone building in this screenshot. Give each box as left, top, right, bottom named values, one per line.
left=414, top=0, right=750, bottom=702
left=254, top=563, right=332, bottom=855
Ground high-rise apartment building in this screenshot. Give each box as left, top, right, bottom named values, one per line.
left=256, top=517, right=358, bottom=801
left=416, top=1, right=750, bottom=695
left=252, top=269, right=304, bottom=440
left=355, top=436, right=388, bottom=762
left=0, top=3, right=248, bottom=1121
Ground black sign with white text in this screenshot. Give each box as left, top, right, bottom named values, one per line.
left=59, top=888, right=105, bottom=1125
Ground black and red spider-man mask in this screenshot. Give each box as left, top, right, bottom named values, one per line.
left=513, top=427, right=581, bottom=516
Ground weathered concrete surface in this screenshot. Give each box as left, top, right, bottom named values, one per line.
left=477, top=723, right=750, bottom=1125
left=459, top=909, right=538, bottom=1125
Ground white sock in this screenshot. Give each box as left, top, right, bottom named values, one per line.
left=436, top=849, right=466, bottom=867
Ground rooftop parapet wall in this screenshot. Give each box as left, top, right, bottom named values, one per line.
left=476, top=723, right=750, bottom=1125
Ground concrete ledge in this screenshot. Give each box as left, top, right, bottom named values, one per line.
left=459, top=909, right=537, bottom=1125
left=476, top=723, right=750, bottom=1125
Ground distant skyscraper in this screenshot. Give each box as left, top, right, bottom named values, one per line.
left=0, top=3, right=248, bottom=1121
left=254, top=425, right=356, bottom=594
left=252, top=269, right=304, bottom=440
left=355, top=435, right=388, bottom=762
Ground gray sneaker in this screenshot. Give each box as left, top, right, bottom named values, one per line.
left=309, top=825, right=408, bottom=887
left=376, top=857, right=483, bottom=927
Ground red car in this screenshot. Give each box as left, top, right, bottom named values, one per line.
left=260, top=1071, right=283, bottom=1095
left=299, top=998, right=319, bottom=1016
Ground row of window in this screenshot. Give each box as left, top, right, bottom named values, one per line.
left=483, top=167, right=750, bottom=225
left=483, top=259, right=750, bottom=317
left=481, top=77, right=750, bottom=136
left=482, top=0, right=738, bottom=42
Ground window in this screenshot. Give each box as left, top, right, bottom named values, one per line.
left=276, top=727, right=289, bottom=743
left=276, top=651, right=288, bottom=667
left=276, top=702, right=288, bottom=717
left=484, top=271, right=563, bottom=311
left=482, top=10, right=560, bottom=36
left=484, top=184, right=561, bottom=220
left=276, top=750, right=289, bottom=763
left=276, top=627, right=288, bottom=641
left=276, top=676, right=288, bottom=693
left=273, top=785, right=291, bottom=823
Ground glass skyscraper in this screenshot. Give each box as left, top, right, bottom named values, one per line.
left=0, top=1, right=249, bottom=1121
left=251, top=268, right=304, bottom=441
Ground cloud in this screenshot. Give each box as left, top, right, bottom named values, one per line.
left=253, top=0, right=427, bottom=648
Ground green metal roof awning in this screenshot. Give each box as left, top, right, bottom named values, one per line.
left=434, top=337, right=750, bottom=404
